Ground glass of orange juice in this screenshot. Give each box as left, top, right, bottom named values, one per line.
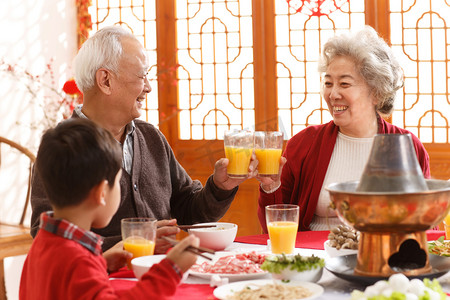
left=254, top=131, right=283, bottom=176
left=224, top=129, right=254, bottom=178
left=444, top=213, right=450, bottom=240
left=265, top=204, right=299, bottom=254
left=121, top=217, right=157, bottom=269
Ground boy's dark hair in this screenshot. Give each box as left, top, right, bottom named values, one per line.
left=35, top=118, right=122, bottom=208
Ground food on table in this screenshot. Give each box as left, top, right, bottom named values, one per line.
left=428, top=236, right=450, bottom=256
left=350, top=273, right=446, bottom=300
left=261, top=253, right=324, bottom=274
left=190, top=252, right=267, bottom=274
left=261, top=253, right=324, bottom=282
left=188, top=222, right=237, bottom=251
left=328, top=224, right=359, bottom=250
left=229, top=282, right=312, bottom=300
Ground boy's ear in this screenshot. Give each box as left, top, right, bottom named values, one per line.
left=96, top=68, right=113, bottom=95
left=92, top=180, right=109, bottom=206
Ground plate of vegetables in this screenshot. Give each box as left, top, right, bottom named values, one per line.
left=261, top=254, right=325, bottom=282
left=428, top=236, right=450, bottom=256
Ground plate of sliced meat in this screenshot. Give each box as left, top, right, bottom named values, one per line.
left=189, top=251, right=270, bottom=281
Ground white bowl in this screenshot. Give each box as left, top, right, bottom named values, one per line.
left=188, top=222, right=238, bottom=251
left=271, top=266, right=323, bottom=283
left=323, top=240, right=358, bottom=257
left=131, top=254, right=166, bottom=280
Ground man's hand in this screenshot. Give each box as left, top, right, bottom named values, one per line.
left=212, top=153, right=258, bottom=190
left=154, top=219, right=180, bottom=254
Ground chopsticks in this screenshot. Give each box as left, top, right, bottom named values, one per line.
left=177, top=224, right=217, bottom=230
left=161, top=236, right=215, bottom=261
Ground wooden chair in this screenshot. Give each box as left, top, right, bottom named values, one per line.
left=0, top=137, right=35, bottom=300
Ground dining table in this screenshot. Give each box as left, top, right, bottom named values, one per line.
left=108, top=230, right=450, bottom=299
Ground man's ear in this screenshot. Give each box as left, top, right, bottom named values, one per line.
left=96, top=68, right=113, bottom=95
left=92, top=179, right=108, bottom=206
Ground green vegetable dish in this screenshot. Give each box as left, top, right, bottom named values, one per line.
left=260, top=254, right=325, bottom=274
left=428, top=236, right=450, bottom=256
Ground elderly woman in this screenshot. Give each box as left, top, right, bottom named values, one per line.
left=257, top=26, right=430, bottom=233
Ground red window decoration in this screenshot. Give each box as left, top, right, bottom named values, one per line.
left=286, top=0, right=350, bottom=16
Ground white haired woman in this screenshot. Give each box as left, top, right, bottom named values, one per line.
left=257, top=26, right=430, bottom=232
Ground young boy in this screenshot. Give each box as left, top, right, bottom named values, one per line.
left=20, top=118, right=199, bottom=299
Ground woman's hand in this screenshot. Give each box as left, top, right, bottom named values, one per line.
left=255, top=157, right=287, bottom=192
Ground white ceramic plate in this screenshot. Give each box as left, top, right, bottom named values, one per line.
left=189, top=270, right=269, bottom=281
left=323, top=240, right=358, bottom=257
left=213, top=279, right=324, bottom=300
left=189, top=251, right=269, bottom=281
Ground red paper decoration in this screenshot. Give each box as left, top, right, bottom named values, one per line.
left=61, top=78, right=83, bottom=119
left=62, top=78, right=82, bottom=96
left=286, top=0, right=349, bottom=16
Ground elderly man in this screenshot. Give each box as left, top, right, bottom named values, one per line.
left=30, top=26, right=257, bottom=252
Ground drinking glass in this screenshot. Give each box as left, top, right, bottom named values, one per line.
left=121, top=217, right=157, bottom=269
left=265, top=204, right=299, bottom=254
left=224, top=129, right=254, bottom=178
left=254, top=131, right=283, bottom=176
left=444, top=213, right=450, bottom=240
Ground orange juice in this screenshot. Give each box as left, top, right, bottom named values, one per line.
left=267, top=221, right=298, bottom=254
left=444, top=213, right=450, bottom=239
left=124, top=238, right=155, bottom=269
left=225, top=146, right=252, bottom=177
left=254, top=148, right=282, bottom=175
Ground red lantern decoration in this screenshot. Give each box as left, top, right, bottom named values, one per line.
left=62, top=78, right=82, bottom=96
left=286, top=0, right=349, bottom=17
left=61, top=78, right=83, bottom=119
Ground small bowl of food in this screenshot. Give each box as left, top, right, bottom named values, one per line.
left=323, top=240, right=358, bottom=258
left=131, top=254, right=166, bottom=280
left=325, top=225, right=359, bottom=257
left=188, top=222, right=238, bottom=251
left=260, top=254, right=325, bottom=282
